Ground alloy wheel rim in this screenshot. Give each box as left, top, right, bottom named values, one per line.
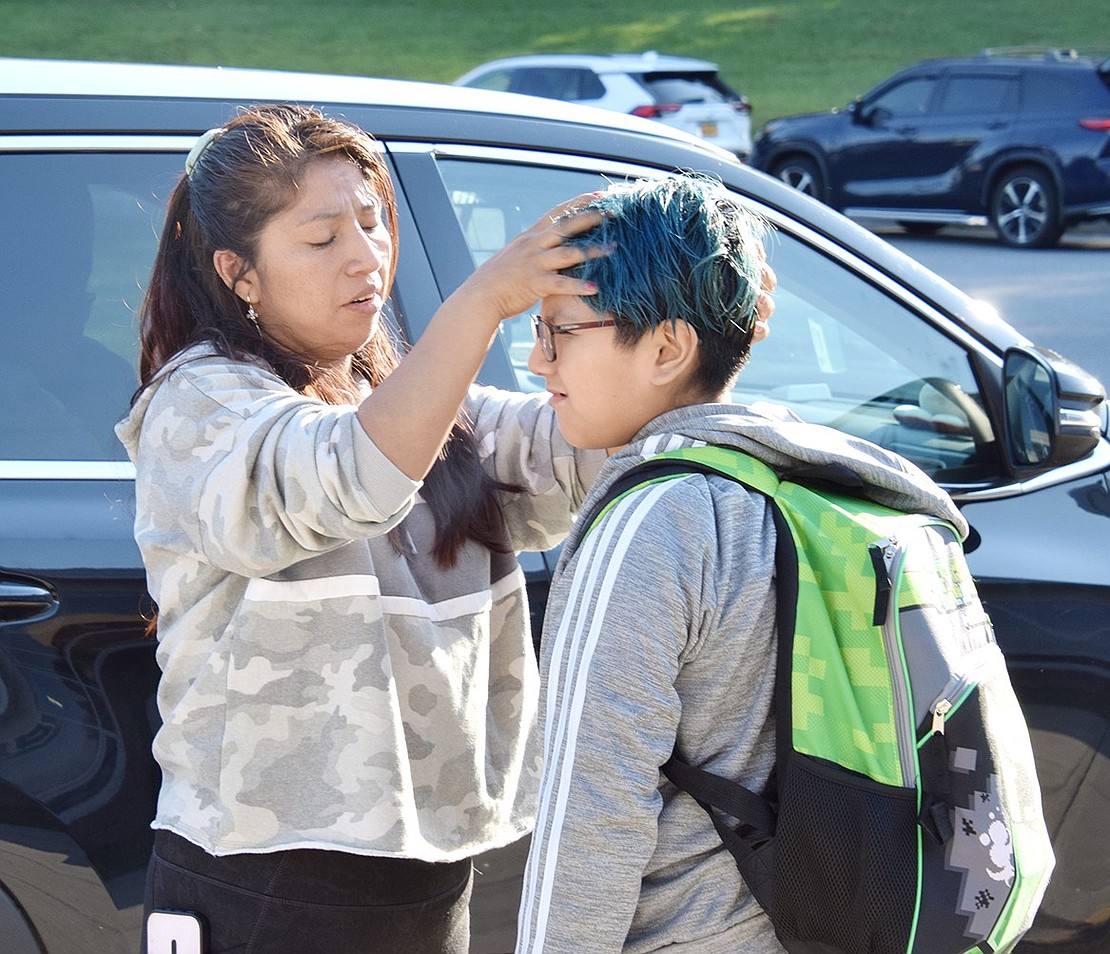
left=997, top=177, right=1047, bottom=245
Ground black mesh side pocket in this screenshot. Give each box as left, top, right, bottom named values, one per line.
left=771, top=753, right=919, bottom=954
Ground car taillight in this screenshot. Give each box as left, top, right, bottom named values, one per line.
left=732, top=99, right=752, bottom=114
left=631, top=103, right=682, bottom=118
left=1078, top=118, right=1110, bottom=131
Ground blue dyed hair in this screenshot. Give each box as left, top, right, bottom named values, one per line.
left=562, top=174, right=767, bottom=391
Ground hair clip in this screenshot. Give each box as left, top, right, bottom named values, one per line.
left=185, top=127, right=227, bottom=178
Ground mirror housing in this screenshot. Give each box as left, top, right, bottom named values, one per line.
left=1002, top=346, right=1105, bottom=476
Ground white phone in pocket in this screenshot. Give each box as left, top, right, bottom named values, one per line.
left=146, top=910, right=206, bottom=954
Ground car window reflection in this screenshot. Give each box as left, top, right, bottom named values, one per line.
left=0, top=153, right=174, bottom=462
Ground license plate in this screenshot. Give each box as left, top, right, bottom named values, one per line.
left=698, top=122, right=718, bottom=137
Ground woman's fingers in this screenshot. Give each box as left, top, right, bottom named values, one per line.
left=452, top=199, right=603, bottom=320
left=544, top=191, right=605, bottom=224
left=752, top=258, right=776, bottom=343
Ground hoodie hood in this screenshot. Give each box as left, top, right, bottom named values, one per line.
left=115, top=345, right=248, bottom=463
left=574, top=400, right=967, bottom=547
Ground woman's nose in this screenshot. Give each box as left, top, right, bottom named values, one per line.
left=349, top=228, right=388, bottom=274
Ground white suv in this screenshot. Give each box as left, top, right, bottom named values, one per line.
left=454, top=51, right=753, bottom=159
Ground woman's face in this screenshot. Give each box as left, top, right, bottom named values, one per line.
left=233, top=157, right=393, bottom=367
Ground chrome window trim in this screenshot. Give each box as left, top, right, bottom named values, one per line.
left=0, top=461, right=136, bottom=480
left=0, top=134, right=197, bottom=152
left=0, top=133, right=386, bottom=155
left=949, top=440, right=1110, bottom=502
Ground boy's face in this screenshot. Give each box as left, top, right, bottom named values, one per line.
left=528, top=293, right=682, bottom=451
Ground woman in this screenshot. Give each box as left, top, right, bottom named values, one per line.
left=116, top=103, right=604, bottom=953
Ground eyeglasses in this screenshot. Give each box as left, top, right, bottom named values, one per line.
left=531, top=314, right=617, bottom=362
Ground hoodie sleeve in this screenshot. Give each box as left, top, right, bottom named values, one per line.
left=130, top=357, right=420, bottom=577
left=516, top=475, right=773, bottom=953
left=467, top=385, right=606, bottom=551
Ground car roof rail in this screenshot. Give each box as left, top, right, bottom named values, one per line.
left=978, top=46, right=1109, bottom=64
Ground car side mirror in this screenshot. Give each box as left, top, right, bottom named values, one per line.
left=852, top=100, right=886, bottom=126
left=1002, top=346, right=1105, bottom=476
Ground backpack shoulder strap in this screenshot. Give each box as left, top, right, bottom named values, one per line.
left=581, top=445, right=780, bottom=537
left=577, top=444, right=791, bottom=902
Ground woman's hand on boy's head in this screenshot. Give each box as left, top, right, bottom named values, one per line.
left=451, top=196, right=603, bottom=324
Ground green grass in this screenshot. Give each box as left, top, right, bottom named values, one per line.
left=2, top=0, right=1107, bottom=125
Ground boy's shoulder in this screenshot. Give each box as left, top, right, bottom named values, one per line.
left=583, top=451, right=772, bottom=556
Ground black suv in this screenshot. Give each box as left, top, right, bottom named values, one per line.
left=2, top=57, right=1110, bottom=953
left=750, top=48, right=1110, bottom=247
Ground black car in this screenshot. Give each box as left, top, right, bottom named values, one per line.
left=750, top=48, right=1110, bottom=248
left=1, top=57, right=1109, bottom=954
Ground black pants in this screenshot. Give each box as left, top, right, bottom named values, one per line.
left=142, top=830, right=472, bottom=954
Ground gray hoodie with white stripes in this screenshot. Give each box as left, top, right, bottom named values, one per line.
left=516, top=400, right=966, bottom=953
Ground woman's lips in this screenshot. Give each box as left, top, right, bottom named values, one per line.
left=346, top=291, right=383, bottom=314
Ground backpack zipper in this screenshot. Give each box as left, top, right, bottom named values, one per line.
left=870, top=534, right=919, bottom=789
left=923, top=642, right=1005, bottom=739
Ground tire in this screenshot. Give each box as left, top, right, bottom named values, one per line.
left=771, top=156, right=824, bottom=201
left=990, top=165, right=1063, bottom=249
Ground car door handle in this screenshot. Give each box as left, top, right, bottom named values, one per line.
left=0, top=579, right=58, bottom=624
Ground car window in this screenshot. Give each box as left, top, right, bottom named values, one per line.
left=868, top=75, right=936, bottom=115
left=464, top=69, right=514, bottom=93
left=1021, top=70, right=1105, bottom=112
left=729, top=233, right=995, bottom=481
left=937, top=75, right=1018, bottom=114
left=0, top=152, right=175, bottom=462
left=436, top=157, right=996, bottom=483
left=641, top=73, right=733, bottom=105
left=504, top=68, right=605, bottom=101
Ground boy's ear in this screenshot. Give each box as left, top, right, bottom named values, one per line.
left=649, top=319, right=700, bottom=388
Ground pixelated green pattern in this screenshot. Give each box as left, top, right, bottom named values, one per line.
left=641, top=447, right=930, bottom=786
left=777, top=483, right=907, bottom=785
left=897, top=529, right=975, bottom=615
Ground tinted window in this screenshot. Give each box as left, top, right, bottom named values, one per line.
left=0, top=152, right=175, bottom=462
left=507, top=68, right=605, bottom=101
left=438, top=156, right=996, bottom=481
left=1022, top=69, right=1110, bottom=112
left=869, top=75, right=936, bottom=115
left=642, top=73, right=735, bottom=105
left=937, top=75, right=1017, bottom=114
left=466, top=69, right=514, bottom=93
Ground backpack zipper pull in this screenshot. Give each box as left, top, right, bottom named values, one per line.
left=931, top=698, right=952, bottom=735
left=868, top=538, right=897, bottom=626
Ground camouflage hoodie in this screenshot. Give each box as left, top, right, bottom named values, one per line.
left=115, top=346, right=602, bottom=861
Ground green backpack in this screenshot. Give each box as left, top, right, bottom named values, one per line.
left=584, top=444, right=1054, bottom=954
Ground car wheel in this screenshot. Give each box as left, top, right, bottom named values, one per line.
left=990, top=166, right=1063, bottom=249
left=771, top=156, right=824, bottom=200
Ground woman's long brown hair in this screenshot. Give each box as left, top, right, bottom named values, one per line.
left=139, top=103, right=517, bottom=568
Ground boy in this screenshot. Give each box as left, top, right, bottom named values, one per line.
left=515, top=175, right=966, bottom=952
